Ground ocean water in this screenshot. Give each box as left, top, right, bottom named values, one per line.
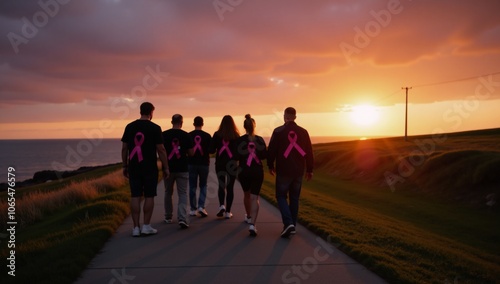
left=0, top=139, right=122, bottom=182
left=0, top=136, right=362, bottom=183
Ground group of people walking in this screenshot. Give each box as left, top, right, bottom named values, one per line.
left=121, top=102, right=314, bottom=238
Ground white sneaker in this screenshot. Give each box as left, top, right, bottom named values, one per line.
left=244, top=214, right=252, bottom=224
left=198, top=207, right=208, bottom=217
left=225, top=212, right=233, bottom=219
left=141, top=224, right=157, bottom=235
left=217, top=205, right=226, bottom=217
left=132, top=227, right=140, bottom=237
left=249, top=225, right=257, bottom=236
left=189, top=210, right=197, bottom=216
left=164, top=218, right=173, bottom=224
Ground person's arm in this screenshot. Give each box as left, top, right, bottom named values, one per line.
left=304, top=130, right=314, bottom=181
left=121, top=142, right=129, bottom=178
left=156, top=144, right=170, bottom=179
left=267, top=132, right=276, bottom=176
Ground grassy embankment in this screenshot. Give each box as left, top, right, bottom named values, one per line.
left=0, top=164, right=130, bottom=284
left=261, top=128, right=500, bottom=283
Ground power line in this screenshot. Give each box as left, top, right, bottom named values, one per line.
left=411, top=71, right=500, bottom=88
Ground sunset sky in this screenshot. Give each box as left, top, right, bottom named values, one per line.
left=1, top=0, right=499, bottom=140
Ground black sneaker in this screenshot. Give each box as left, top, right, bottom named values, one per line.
left=179, top=220, right=189, bottom=229
left=280, top=224, right=295, bottom=238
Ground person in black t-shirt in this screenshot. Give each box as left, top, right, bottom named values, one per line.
left=162, top=114, right=194, bottom=229
left=209, top=115, right=240, bottom=219
left=188, top=116, right=212, bottom=217
left=237, top=114, right=267, bottom=236
left=121, top=102, right=169, bottom=237
left=267, top=107, right=314, bottom=238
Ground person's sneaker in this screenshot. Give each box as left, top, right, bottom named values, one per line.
left=249, top=224, right=257, bottom=236
left=280, top=224, right=295, bottom=238
left=132, top=227, right=141, bottom=237
left=164, top=218, right=173, bottom=224
left=216, top=205, right=226, bottom=217
left=244, top=214, right=252, bottom=224
left=141, top=224, right=157, bottom=235
left=189, top=210, right=197, bottom=216
left=290, top=226, right=297, bottom=235
left=225, top=212, right=233, bottom=219
left=198, top=207, right=208, bottom=217
left=179, top=220, right=189, bottom=229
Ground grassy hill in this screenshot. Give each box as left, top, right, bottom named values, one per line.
left=313, top=127, right=500, bottom=208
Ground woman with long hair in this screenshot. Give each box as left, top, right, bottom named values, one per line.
left=210, top=115, right=240, bottom=219
left=237, top=114, right=267, bottom=236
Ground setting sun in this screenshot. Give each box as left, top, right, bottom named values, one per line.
left=350, top=105, right=380, bottom=126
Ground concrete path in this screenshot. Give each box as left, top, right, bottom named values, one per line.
left=76, top=161, right=386, bottom=284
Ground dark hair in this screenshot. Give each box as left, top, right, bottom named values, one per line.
left=193, top=116, right=204, bottom=127
left=217, top=115, right=240, bottom=140
left=140, top=102, right=155, bottom=115
left=243, top=114, right=256, bottom=137
left=284, top=107, right=296, bottom=116
left=171, top=114, right=183, bottom=124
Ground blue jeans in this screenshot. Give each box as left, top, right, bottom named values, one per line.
left=188, top=164, right=209, bottom=210
left=275, top=175, right=303, bottom=227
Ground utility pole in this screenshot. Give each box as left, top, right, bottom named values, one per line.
left=402, top=87, right=412, bottom=141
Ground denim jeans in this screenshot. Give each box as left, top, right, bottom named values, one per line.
left=188, top=164, right=209, bottom=210
left=275, top=175, right=303, bottom=227
left=164, top=172, right=189, bottom=223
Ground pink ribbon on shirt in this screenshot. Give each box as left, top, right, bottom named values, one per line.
left=283, top=131, right=306, bottom=158
left=218, top=139, right=233, bottom=158
left=129, top=132, right=144, bottom=162
left=246, top=142, right=261, bottom=166
left=193, top=135, right=203, bottom=155
left=168, top=138, right=181, bottom=160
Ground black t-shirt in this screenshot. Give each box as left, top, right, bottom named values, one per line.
left=121, top=119, right=163, bottom=175
left=237, top=134, right=267, bottom=175
left=188, top=130, right=212, bottom=166
left=210, top=131, right=239, bottom=167
left=162, top=128, right=194, bottom=173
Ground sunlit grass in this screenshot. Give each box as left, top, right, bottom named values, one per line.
left=0, top=167, right=130, bottom=284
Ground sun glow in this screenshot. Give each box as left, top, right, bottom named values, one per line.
left=350, top=105, right=380, bottom=126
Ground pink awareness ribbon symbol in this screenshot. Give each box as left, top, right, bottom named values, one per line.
left=193, top=135, right=203, bottom=155
left=283, top=131, right=306, bottom=158
left=246, top=142, right=261, bottom=166
left=218, top=139, right=233, bottom=158
left=129, top=132, right=144, bottom=162
left=168, top=138, right=181, bottom=160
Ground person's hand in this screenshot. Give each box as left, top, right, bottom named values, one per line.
left=269, top=168, right=276, bottom=176
left=305, top=172, right=313, bottom=181
left=162, top=168, right=170, bottom=180
left=122, top=167, right=129, bottom=179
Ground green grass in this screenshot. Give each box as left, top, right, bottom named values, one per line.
left=261, top=128, right=500, bottom=283
left=0, top=168, right=130, bottom=284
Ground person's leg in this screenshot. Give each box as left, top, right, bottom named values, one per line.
left=188, top=165, right=198, bottom=211
left=177, top=172, right=190, bottom=224
left=289, top=176, right=303, bottom=226
left=250, top=194, right=260, bottom=224
left=164, top=174, right=175, bottom=220
left=198, top=165, right=209, bottom=209
left=131, top=197, right=141, bottom=228
left=143, top=197, right=154, bottom=224
left=275, top=175, right=293, bottom=227
left=225, top=173, right=236, bottom=213
left=216, top=166, right=227, bottom=207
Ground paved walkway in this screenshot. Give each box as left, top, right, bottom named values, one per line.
left=76, top=161, right=386, bottom=284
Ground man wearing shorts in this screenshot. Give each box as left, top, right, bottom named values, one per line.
left=121, top=102, right=170, bottom=237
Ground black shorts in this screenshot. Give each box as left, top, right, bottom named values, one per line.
left=129, top=171, right=158, bottom=198
left=238, top=170, right=264, bottom=195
